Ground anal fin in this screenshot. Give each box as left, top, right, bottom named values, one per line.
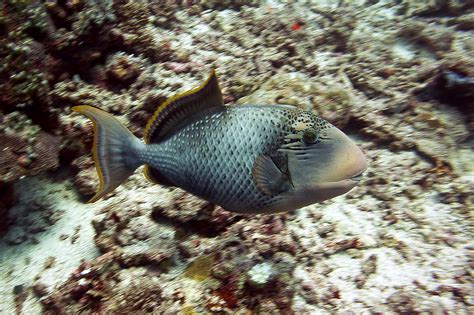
left=144, top=165, right=175, bottom=187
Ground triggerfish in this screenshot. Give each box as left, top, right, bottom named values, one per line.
left=73, top=70, right=367, bottom=213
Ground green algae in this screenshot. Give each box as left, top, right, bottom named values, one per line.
left=183, top=254, right=214, bottom=282
left=181, top=305, right=199, bottom=315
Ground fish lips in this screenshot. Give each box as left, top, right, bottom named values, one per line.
left=349, top=171, right=365, bottom=182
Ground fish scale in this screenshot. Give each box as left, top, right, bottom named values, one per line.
left=72, top=70, right=367, bottom=213
left=139, top=105, right=301, bottom=212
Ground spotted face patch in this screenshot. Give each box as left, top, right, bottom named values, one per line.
left=291, top=112, right=314, bottom=131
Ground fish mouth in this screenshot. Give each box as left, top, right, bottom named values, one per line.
left=349, top=171, right=365, bottom=182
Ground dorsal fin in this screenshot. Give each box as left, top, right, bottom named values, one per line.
left=143, top=69, right=223, bottom=144
left=143, top=70, right=223, bottom=186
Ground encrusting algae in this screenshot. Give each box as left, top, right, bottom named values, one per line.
left=183, top=254, right=215, bottom=282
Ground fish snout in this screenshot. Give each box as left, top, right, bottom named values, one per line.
left=341, top=139, right=368, bottom=182
left=347, top=146, right=367, bottom=182
left=326, top=127, right=368, bottom=182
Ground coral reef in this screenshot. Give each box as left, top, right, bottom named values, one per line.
left=0, top=112, right=60, bottom=184
left=0, top=0, right=473, bottom=313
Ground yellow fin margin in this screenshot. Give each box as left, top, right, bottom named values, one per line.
left=143, top=69, right=218, bottom=144
left=72, top=105, right=105, bottom=203
left=143, top=165, right=158, bottom=184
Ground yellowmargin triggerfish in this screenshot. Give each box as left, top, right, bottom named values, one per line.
left=73, top=70, right=367, bottom=213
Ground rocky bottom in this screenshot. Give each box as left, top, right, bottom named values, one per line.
left=1, top=142, right=472, bottom=313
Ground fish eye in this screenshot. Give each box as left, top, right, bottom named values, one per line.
left=302, top=128, right=318, bottom=144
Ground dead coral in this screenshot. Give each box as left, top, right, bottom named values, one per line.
left=0, top=112, right=60, bottom=184
left=112, top=1, right=171, bottom=62
left=105, top=52, right=145, bottom=88
left=151, top=191, right=238, bottom=236
left=313, top=6, right=358, bottom=53
left=43, top=0, right=115, bottom=76
left=0, top=1, right=115, bottom=210
left=104, top=268, right=162, bottom=313
left=207, top=216, right=298, bottom=311
left=414, top=70, right=474, bottom=128
left=387, top=290, right=418, bottom=313
left=201, top=0, right=259, bottom=10
left=450, top=12, right=474, bottom=31
left=50, top=80, right=136, bottom=114
left=351, top=100, right=468, bottom=171
left=71, top=155, right=96, bottom=198
left=0, top=2, right=52, bottom=110
left=42, top=252, right=163, bottom=314
left=0, top=184, right=15, bottom=234
left=401, top=0, right=472, bottom=17
left=355, top=254, right=378, bottom=288
left=397, top=20, right=454, bottom=55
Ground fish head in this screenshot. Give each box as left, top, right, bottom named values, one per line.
left=281, top=121, right=367, bottom=202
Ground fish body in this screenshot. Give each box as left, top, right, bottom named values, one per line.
left=142, top=105, right=323, bottom=213
left=74, top=71, right=367, bottom=214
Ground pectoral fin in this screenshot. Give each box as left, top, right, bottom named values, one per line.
left=252, top=155, right=292, bottom=195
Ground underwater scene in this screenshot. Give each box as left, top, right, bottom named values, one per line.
left=0, top=0, right=473, bottom=314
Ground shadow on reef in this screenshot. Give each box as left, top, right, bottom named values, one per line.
left=150, top=204, right=244, bottom=239
left=415, top=70, right=474, bottom=116
left=0, top=184, right=15, bottom=234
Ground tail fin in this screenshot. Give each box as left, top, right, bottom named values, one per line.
left=73, top=105, right=144, bottom=203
